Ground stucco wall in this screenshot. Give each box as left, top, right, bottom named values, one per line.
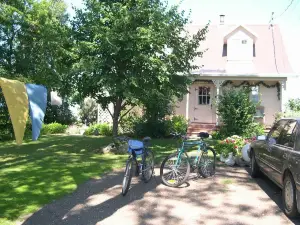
left=260, top=84, right=281, bottom=126
left=174, top=94, right=186, bottom=118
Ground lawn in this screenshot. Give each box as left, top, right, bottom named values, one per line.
left=0, top=135, right=179, bottom=225
left=0, top=134, right=216, bottom=225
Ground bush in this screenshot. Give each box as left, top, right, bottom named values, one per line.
left=243, top=122, right=265, bottom=138
left=211, top=130, right=224, bottom=140
left=217, top=87, right=257, bottom=137
left=84, top=123, right=113, bottom=136
left=167, top=115, right=188, bottom=135
left=41, top=123, right=68, bottom=135
left=133, top=118, right=169, bottom=138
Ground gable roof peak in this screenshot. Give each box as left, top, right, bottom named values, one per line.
left=224, top=25, right=258, bottom=43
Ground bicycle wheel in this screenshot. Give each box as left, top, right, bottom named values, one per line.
left=142, top=149, right=154, bottom=183
left=160, top=152, right=190, bottom=187
left=122, top=158, right=133, bottom=196
left=198, top=147, right=216, bottom=178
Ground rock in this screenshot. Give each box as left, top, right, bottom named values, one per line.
left=102, top=143, right=115, bottom=154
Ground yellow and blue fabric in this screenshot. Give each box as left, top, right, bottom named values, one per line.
left=25, top=84, right=47, bottom=141
left=0, top=78, right=29, bottom=145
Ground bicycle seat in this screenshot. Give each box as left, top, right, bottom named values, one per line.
left=198, top=132, right=209, bottom=138
left=128, top=140, right=144, bottom=149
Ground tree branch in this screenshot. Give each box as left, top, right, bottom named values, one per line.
left=119, top=105, right=135, bottom=122
left=106, top=106, right=113, bottom=118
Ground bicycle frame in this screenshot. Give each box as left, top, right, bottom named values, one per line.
left=175, top=139, right=208, bottom=168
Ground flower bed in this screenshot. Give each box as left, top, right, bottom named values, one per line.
left=215, top=135, right=256, bottom=166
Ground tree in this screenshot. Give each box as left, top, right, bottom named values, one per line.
left=78, top=97, right=98, bottom=125
left=217, top=87, right=257, bottom=137
left=72, top=0, right=209, bottom=135
left=0, top=0, right=75, bottom=95
left=0, top=0, right=75, bottom=136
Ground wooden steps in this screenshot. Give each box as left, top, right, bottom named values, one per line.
left=187, top=123, right=218, bottom=136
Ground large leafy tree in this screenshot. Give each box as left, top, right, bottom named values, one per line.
left=0, top=0, right=75, bottom=138
left=0, top=0, right=74, bottom=94
left=72, top=0, right=208, bottom=135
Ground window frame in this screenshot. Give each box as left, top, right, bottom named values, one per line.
left=267, top=119, right=288, bottom=145
left=198, top=86, right=211, bottom=105
left=277, top=119, right=298, bottom=149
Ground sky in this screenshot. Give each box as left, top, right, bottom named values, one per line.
left=64, top=0, right=300, bottom=98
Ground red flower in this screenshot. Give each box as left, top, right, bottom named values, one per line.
left=226, top=139, right=229, bottom=143
left=234, top=145, right=238, bottom=149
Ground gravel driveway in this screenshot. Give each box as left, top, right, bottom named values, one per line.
left=21, top=163, right=300, bottom=225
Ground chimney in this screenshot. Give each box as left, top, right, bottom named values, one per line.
left=220, top=15, right=225, bottom=25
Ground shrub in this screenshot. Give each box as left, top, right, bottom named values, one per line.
left=167, top=115, right=188, bottom=135
left=217, top=87, right=257, bottom=137
left=287, top=98, right=300, bottom=112
left=133, top=118, right=169, bottom=138
left=119, top=111, right=140, bottom=135
left=41, top=123, right=68, bottom=135
left=211, top=130, right=224, bottom=140
left=243, top=122, right=265, bottom=138
left=84, top=123, right=113, bottom=136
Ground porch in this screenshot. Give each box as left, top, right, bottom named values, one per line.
left=175, top=74, right=289, bottom=135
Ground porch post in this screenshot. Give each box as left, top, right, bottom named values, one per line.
left=212, top=80, right=225, bottom=126
left=280, top=80, right=287, bottom=113
left=186, top=87, right=190, bottom=121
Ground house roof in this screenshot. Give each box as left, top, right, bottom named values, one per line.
left=223, top=25, right=258, bottom=43
left=187, top=24, right=294, bottom=75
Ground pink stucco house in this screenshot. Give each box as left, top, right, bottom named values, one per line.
left=175, top=15, right=296, bottom=135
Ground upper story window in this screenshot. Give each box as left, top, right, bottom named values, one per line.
left=242, top=40, right=247, bottom=44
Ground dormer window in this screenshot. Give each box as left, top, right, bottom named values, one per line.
left=223, top=25, right=258, bottom=61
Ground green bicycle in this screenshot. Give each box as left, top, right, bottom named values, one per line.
left=160, top=132, right=216, bottom=187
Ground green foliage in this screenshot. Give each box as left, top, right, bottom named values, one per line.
left=119, top=111, right=140, bottom=135
left=41, top=123, right=68, bottom=135
left=72, top=0, right=209, bottom=135
left=211, top=130, right=224, bottom=140
left=215, top=135, right=247, bottom=157
left=217, top=88, right=257, bottom=137
left=167, top=115, right=188, bottom=135
left=243, top=122, right=265, bottom=138
left=78, top=97, right=98, bottom=125
left=287, top=98, right=300, bottom=112
left=84, top=123, right=113, bottom=136
left=0, top=0, right=75, bottom=96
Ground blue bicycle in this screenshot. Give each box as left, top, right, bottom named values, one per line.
left=120, top=137, right=154, bottom=196
left=160, top=132, right=216, bottom=187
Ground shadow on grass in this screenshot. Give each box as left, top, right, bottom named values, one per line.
left=0, top=135, right=127, bottom=223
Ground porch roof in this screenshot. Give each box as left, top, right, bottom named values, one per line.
left=190, top=72, right=300, bottom=81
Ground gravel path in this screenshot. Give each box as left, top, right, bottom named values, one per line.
left=21, top=163, right=300, bottom=225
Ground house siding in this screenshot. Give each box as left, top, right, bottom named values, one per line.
left=260, top=84, right=280, bottom=126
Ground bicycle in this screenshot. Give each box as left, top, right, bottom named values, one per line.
left=120, top=136, right=154, bottom=196
left=160, top=132, right=216, bottom=187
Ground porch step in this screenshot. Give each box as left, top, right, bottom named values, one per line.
left=187, top=123, right=218, bottom=136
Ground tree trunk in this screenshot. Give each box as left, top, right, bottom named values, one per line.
left=112, top=99, right=122, bottom=136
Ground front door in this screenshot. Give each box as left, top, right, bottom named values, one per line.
left=193, top=85, right=214, bottom=123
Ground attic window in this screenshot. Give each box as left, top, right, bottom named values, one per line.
left=242, top=40, right=247, bottom=44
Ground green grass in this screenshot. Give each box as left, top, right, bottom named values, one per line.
left=0, top=135, right=126, bottom=225
left=0, top=135, right=216, bottom=224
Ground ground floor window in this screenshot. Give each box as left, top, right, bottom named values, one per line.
left=198, top=86, right=210, bottom=105
left=250, top=86, right=259, bottom=104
